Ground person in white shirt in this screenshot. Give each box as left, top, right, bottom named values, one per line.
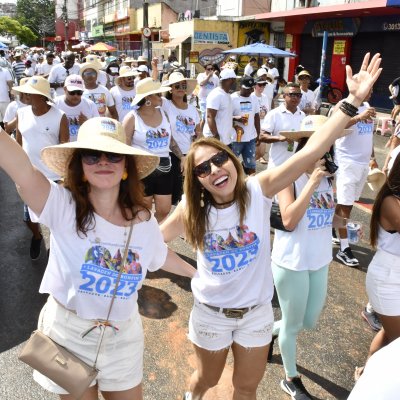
left=37, top=52, right=55, bottom=78
left=196, top=63, right=220, bottom=130
left=53, top=74, right=100, bottom=142
left=80, top=62, right=118, bottom=120
left=265, top=58, right=279, bottom=94
left=259, top=82, right=305, bottom=169
left=203, top=68, right=236, bottom=145
left=297, top=70, right=316, bottom=115
left=85, top=54, right=109, bottom=87
left=255, top=68, right=275, bottom=111
left=0, top=116, right=196, bottom=400
left=110, top=66, right=138, bottom=123
left=243, top=57, right=257, bottom=77
left=48, top=52, right=81, bottom=96
left=230, top=76, right=260, bottom=175
left=0, top=61, right=13, bottom=129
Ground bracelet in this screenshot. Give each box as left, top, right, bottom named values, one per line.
left=341, top=100, right=358, bottom=114
left=339, top=102, right=358, bottom=118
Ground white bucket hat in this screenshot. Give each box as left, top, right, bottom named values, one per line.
left=131, top=78, right=171, bottom=105
left=367, top=168, right=386, bottom=192
left=164, top=71, right=197, bottom=94
left=41, top=117, right=159, bottom=179
left=115, top=66, right=138, bottom=84
left=12, top=76, right=53, bottom=101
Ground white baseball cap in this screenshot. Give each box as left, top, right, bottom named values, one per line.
left=220, top=69, right=237, bottom=80
left=64, top=74, right=84, bottom=91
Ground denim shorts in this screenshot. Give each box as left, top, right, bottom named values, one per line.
left=188, top=300, right=273, bottom=351
left=229, top=138, right=257, bottom=169
left=33, top=296, right=144, bottom=394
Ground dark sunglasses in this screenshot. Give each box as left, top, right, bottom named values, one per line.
left=285, top=92, right=302, bottom=98
left=67, top=90, right=83, bottom=96
left=206, top=68, right=214, bottom=71
left=80, top=150, right=125, bottom=165
left=193, top=150, right=229, bottom=178
left=256, top=83, right=267, bottom=87
left=173, top=83, right=187, bottom=90
left=82, top=71, right=97, bottom=77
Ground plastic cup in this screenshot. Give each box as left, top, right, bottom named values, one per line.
left=347, top=222, right=362, bottom=244
left=243, top=113, right=249, bottom=126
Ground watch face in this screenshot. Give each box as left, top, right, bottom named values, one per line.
left=143, top=28, right=151, bottom=38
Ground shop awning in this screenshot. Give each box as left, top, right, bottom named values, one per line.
left=163, top=34, right=191, bottom=49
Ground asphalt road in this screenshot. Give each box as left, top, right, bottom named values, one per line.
left=0, top=131, right=391, bottom=400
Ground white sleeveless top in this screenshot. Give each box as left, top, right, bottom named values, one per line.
left=271, top=174, right=335, bottom=271
left=130, top=108, right=171, bottom=158
left=377, top=226, right=400, bottom=256
left=17, top=105, right=64, bottom=181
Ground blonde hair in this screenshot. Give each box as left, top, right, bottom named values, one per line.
left=183, top=138, right=249, bottom=251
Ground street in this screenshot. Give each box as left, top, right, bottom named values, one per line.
left=0, top=131, right=391, bottom=400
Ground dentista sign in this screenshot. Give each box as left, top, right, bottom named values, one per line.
left=194, top=31, right=230, bottom=44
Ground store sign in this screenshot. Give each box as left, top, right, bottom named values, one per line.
left=189, top=51, right=199, bottom=63
left=92, top=25, right=104, bottom=37
left=333, top=40, right=346, bottom=55
left=194, top=31, right=229, bottom=44
left=306, top=18, right=360, bottom=37
left=358, top=15, right=400, bottom=32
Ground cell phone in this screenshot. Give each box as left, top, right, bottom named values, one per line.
left=322, top=152, right=338, bottom=174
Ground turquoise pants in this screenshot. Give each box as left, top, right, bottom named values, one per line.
left=272, top=262, right=329, bottom=378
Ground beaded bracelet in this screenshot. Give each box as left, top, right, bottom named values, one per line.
left=341, top=100, right=358, bottom=113
left=339, top=101, right=358, bottom=118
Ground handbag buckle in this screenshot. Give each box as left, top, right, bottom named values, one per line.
left=55, top=355, right=66, bottom=366
left=223, top=308, right=246, bottom=319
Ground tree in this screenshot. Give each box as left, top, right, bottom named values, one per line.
left=0, top=16, right=37, bottom=44
left=16, top=0, right=55, bottom=37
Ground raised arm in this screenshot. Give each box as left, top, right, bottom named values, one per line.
left=258, top=53, right=382, bottom=198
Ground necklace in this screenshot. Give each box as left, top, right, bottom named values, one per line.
left=212, top=199, right=236, bottom=209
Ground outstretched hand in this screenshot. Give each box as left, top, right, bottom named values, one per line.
left=346, top=53, right=382, bottom=105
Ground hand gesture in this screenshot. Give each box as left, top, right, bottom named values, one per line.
left=151, top=57, right=158, bottom=69
left=346, top=53, right=382, bottom=106
left=310, top=159, right=330, bottom=185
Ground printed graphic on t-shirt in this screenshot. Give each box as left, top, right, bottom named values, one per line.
left=205, top=81, right=215, bottom=90
left=203, top=225, right=259, bottom=275
left=145, top=128, right=169, bottom=149
left=122, top=96, right=135, bottom=110
left=176, top=115, right=195, bottom=135
left=357, top=121, right=373, bottom=136
left=78, top=244, right=143, bottom=299
left=307, top=190, right=335, bottom=230
left=85, top=93, right=107, bottom=116
left=239, top=101, right=252, bottom=113
left=67, top=116, right=79, bottom=141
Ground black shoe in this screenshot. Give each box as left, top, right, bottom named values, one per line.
left=268, top=334, right=278, bottom=362
left=361, top=308, right=382, bottom=332
left=30, top=234, right=43, bottom=260
left=281, top=377, right=313, bottom=399
left=336, top=247, right=359, bottom=267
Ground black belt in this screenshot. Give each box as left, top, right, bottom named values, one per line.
left=201, top=303, right=258, bottom=319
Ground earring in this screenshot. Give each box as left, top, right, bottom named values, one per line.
left=122, top=170, right=128, bottom=181
left=145, top=99, right=152, bottom=107
left=200, top=188, right=205, bottom=208
left=82, top=174, right=87, bottom=182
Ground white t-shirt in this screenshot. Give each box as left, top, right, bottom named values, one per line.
left=53, top=95, right=99, bottom=141
left=203, top=86, right=235, bottom=145
left=251, top=92, right=270, bottom=122
left=299, top=89, right=315, bottom=112
left=30, top=181, right=168, bottom=321
left=231, top=92, right=259, bottom=142
left=161, top=98, right=200, bottom=154
left=272, top=175, right=334, bottom=271
left=267, top=67, right=279, bottom=81
left=0, top=68, right=12, bottom=102
left=197, top=73, right=219, bottom=101
left=263, top=83, right=275, bottom=109
left=184, top=177, right=273, bottom=308
left=377, top=226, right=400, bottom=256
left=261, top=103, right=305, bottom=168
left=3, top=99, right=28, bottom=123
left=97, top=70, right=108, bottom=87
left=48, top=63, right=81, bottom=96
left=335, top=102, right=374, bottom=165
left=110, top=85, right=136, bottom=123
left=244, top=63, right=254, bottom=77
left=37, top=62, right=54, bottom=76
left=83, top=85, right=115, bottom=117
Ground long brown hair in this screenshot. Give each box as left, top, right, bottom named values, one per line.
left=370, top=152, right=400, bottom=247
left=183, top=138, right=249, bottom=251
left=64, top=150, right=150, bottom=235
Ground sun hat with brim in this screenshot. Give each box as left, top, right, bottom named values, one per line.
left=85, top=55, right=102, bottom=65
left=115, top=66, right=139, bottom=84
left=12, top=76, right=53, bottom=102
left=123, top=57, right=135, bottom=63
left=137, top=55, right=148, bottom=62
left=280, top=115, right=352, bottom=141
left=131, top=77, right=171, bottom=106
left=367, top=168, right=386, bottom=192
left=41, top=117, right=159, bottom=179
left=11, top=77, right=29, bottom=93
left=164, top=71, right=197, bottom=94
left=298, top=70, right=312, bottom=79
left=80, top=62, right=100, bottom=76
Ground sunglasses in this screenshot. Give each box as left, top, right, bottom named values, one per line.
left=256, top=83, right=267, bottom=87
left=82, top=71, right=97, bottom=77
left=173, top=83, right=187, bottom=90
left=80, top=150, right=125, bottom=165
left=206, top=68, right=214, bottom=71
left=67, top=90, right=83, bottom=96
left=285, top=92, right=302, bottom=98
left=193, top=150, right=229, bottom=178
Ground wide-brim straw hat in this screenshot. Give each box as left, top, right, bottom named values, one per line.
left=123, top=57, right=135, bottom=63
left=41, top=117, right=159, bottom=179
left=85, top=55, right=102, bottom=66
left=131, top=77, right=171, bottom=106
left=80, top=62, right=100, bottom=76
left=137, top=55, right=148, bottom=62
left=163, top=71, right=197, bottom=94
left=12, top=76, right=53, bottom=101
left=115, top=66, right=138, bottom=84
left=280, top=115, right=352, bottom=141
left=367, top=168, right=386, bottom=192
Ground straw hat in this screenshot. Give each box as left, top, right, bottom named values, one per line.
left=298, top=70, right=312, bottom=79
left=85, top=54, right=102, bottom=66
left=367, top=168, right=386, bottom=192
left=41, top=117, right=159, bottom=179
left=137, top=55, right=148, bottom=62
left=123, top=57, right=135, bottom=63
left=115, top=66, right=138, bottom=84
left=131, top=78, right=171, bottom=105
left=164, top=71, right=196, bottom=94
left=80, top=62, right=99, bottom=76
left=281, top=115, right=353, bottom=141
left=12, top=76, right=53, bottom=101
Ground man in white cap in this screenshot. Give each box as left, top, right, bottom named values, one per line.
left=202, top=68, right=236, bottom=145
left=110, top=66, right=137, bottom=122
left=80, top=63, right=118, bottom=120
left=53, top=74, right=99, bottom=141
left=48, top=52, right=80, bottom=96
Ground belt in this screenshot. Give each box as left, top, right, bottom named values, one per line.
left=201, top=303, right=258, bottom=319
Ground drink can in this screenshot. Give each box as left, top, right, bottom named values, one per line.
left=347, top=222, right=362, bottom=244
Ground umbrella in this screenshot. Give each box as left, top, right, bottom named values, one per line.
left=72, top=41, right=90, bottom=49
left=86, top=42, right=116, bottom=52
left=223, top=42, right=296, bottom=58
left=0, top=42, right=8, bottom=49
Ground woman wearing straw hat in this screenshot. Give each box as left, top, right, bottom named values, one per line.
left=123, top=77, right=178, bottom=223
left=161, top=71, right=200, bottom=205
left=161, top=53, right=382, bottom=400
left=0, top=116, right=196, bottom=399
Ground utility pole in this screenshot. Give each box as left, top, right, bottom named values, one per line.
left=61, top=0, right=69, bottom=51
left=142, top=0, right=150, bottom=59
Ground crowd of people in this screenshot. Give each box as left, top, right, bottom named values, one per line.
left=0, top=47, right=399, bottom=400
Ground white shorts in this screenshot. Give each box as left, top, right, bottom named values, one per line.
left=33, top=296, right=144, bottom=394
left=188, top=300, right=273, bottom=351
left=335, top=161, right=369, bottom=205
left=366, top=249, right=400, bottom=316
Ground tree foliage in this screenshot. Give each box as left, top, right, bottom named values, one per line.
left=16, top=0, right=55, bottom=37
left=0, top=16, right=37, bottom=44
